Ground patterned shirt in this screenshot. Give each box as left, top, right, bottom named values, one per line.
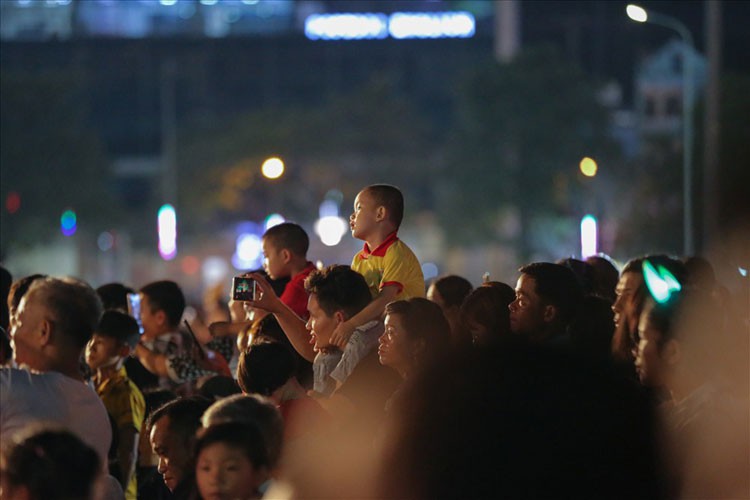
left=95, top=366, right=145, bottom=500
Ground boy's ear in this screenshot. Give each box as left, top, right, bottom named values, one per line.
left=375, top=205, right=387, bottom=222
left=281, top=248, right=292, bottom=264
left=155, top=310, right=168, bottom=328
left=119, top=343, right=132, bottom=358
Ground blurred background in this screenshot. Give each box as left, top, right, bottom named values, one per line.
left=1, top=0, right=749, bottom=301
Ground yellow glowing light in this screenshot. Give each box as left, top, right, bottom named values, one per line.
left=261, top=157, right=285, bottom=179
left=579, top=157, right=598, bottom=177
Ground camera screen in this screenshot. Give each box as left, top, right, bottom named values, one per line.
left=232, top=277, right=256, bottom=301
left=127, top=293, right=145, bottom=335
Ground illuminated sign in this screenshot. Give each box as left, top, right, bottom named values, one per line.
left=305, top=11, right=475, bottom=40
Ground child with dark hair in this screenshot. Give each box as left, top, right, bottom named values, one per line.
left=85, top=310, right=145, bottom=499
left=195, top=422, right=271, bottom=500
left=237, top=342, right=329, bottom=441
left=96, top=282, right=135, bottom=313
left=0, top=425, right=101, bottom=500
left=329, top=184, right=425, bottom=349
left=231, top=223, right=316, bottom=388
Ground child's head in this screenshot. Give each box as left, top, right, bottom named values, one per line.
left=195, top=422, right=270, bottom=500
left=85, top=310, right=139, bottom=371
left=0, top=425, right=101, bottom=500
left=350, top=184, right=404, bottom=240
left=261, top=222, right=309, bottom=280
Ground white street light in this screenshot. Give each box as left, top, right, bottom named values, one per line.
left=626, top=4, right=695, bottom=256
left=626, top=5, right=648, bottom=23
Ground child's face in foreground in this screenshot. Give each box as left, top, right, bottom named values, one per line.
left=196, top=442, right=263, bottom=500
left=261, top=237, right=286, bottom=280
left=85, top=333, right=122, bottom=371
left=350, top=189, right=380, bottom=241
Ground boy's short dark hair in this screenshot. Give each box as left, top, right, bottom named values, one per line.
left=262, top=222, right=309, bottom=257
left=195, top=422, right=270, bottom=471
left=365, top=184, right=404, bottom=228
left=1, top=425, right=101, bottom=500
left=304, top=265, right=371, bottom=318
left=96, top=283, right=135, bottom=312
left=139, top=280, right=185, bottom=329
left=96, top=310, right=140, bottom=349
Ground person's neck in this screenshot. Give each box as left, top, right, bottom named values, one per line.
left=365, top=228, right=397, bottom=251
left=288, top=257, right=311, bottom=276
left=667, top=370, right=705, bottom=403
left=273, top=378, right=307, bottom=404
left=46, top=358, right=85, bottom=381
left=144, top=328, right=173, bottom=341
left=95, top=359, right=123, bottom=383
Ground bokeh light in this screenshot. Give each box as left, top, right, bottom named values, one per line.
left=580, top=214, right=597, bottom=258
left=421, top=262, right=439, bottom=281
left=60, top=209, right=77, bottom=237
left=203, top=256, right=230, bottom=287
left=233, top=227, right=263, bottom=270
left=261, top=157, right=284, bottom=179
left=181, top=255, right=201, bottom=275
left=264, top=213, right=286, bottom=231
left=97, top=231, right=114, bottom=252
left=626, top=4, right=648, bottom=23
left=314, top=216, right=347, bottom=246
left=6, top=192, right=21, bottom=214
left=158, top=204, right=177, bottom=260
left=579, top=157, right=598, bottom=177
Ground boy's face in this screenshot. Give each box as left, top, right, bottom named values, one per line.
left=140, top=294, right=164, bottom=339
left=350, top=190, right=380, bottom=241
left=196, top=442, right=265, bottom=500
left=85, top=333, right=123, bottom=371
left=262, top=237, right=287, bottom=280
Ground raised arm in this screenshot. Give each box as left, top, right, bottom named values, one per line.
left=246, top=273, right=316, bottom=362
left=329, top=285, right=398, bottom=349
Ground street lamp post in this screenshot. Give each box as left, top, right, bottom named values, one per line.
left=626, top=4, right=695, bottom=256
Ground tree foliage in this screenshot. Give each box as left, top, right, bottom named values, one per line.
left=441, top=46, right=616, bottom=256
left=0, top=71, right=111, bottom=256
left=177, top=76, right=434, bottom=238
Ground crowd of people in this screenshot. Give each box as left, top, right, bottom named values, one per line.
left=0, top=183, right=748, bottom=499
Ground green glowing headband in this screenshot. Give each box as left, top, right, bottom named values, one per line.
left=642, top=260, right=682, bottom=304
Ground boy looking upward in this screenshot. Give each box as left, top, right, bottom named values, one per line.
left=330, top=184, right=424, bottom=348
left=85, top=310, right=146, bottom=500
